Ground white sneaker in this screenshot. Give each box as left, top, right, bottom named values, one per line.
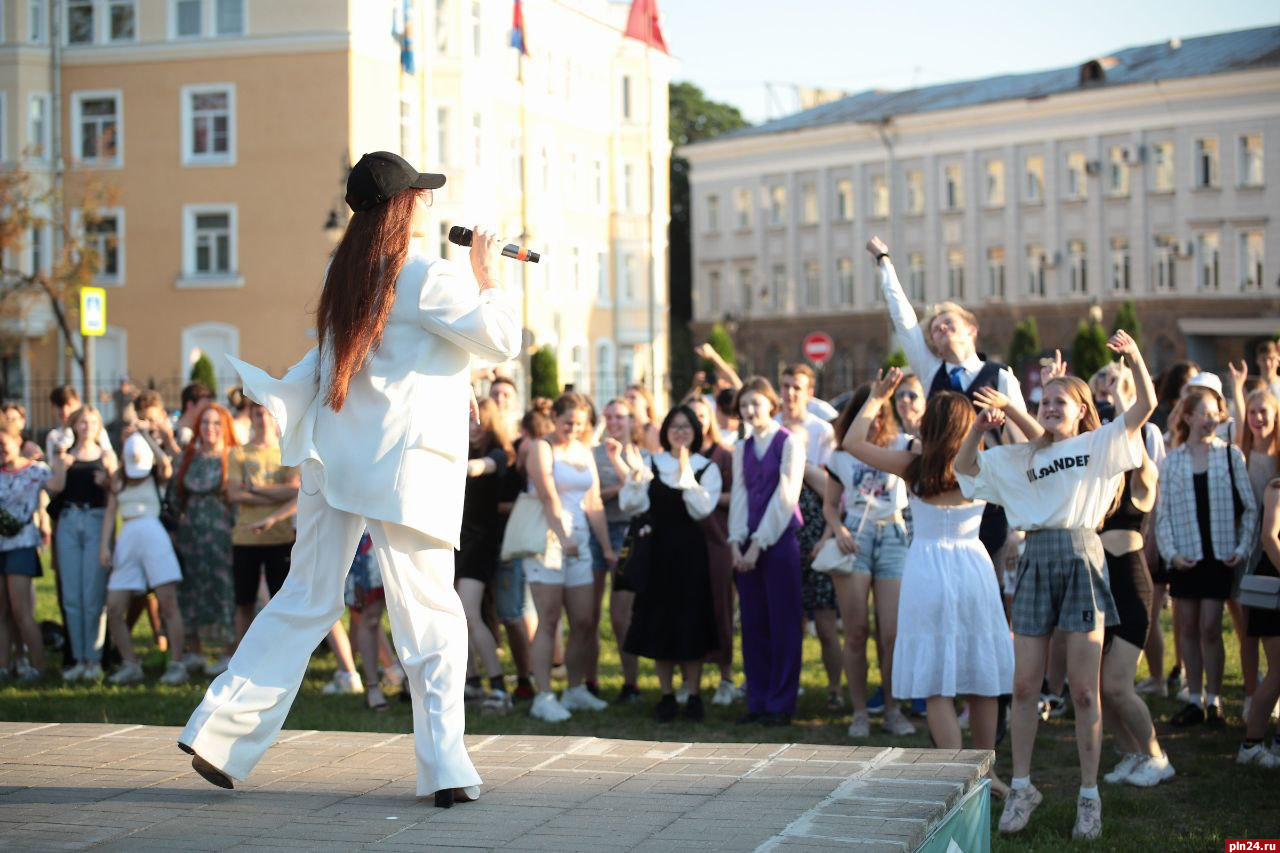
left=463, top=681, right=486, bottom=703
left=380, top=662, right=406, bottom=689
left=1125, top=752, right=1175, bottom=787
left=847, top=710, right=870, bottom=738
left=560, top=684, right=607, bottom=711
left=1175, top=686, right=1193, bottom=704
left=530, top=692, right=572, bottom=722
left=883, top=706, right=917, bottom=736
left=1134, top=677, right=1166, bottom=697
left=181, top=652, right=206, bottom=673
left=481, top=689, right=513, bottom=714
left=322, top=670, right=364, bottom=695
left=15, top=660, right=41, bottom=681
left=1103, top=753, right=1141, bottom=784
left=204, top=656, right=229, bottom=676
left=159, top=661, right=189, bottom=686
left=711, top=679, right=736, bottom=706
left=675, top=683, right=691, bottom=705
left=61, top=662, right=86, bottom=682
left=106, top=661, right=144, bottom=685
left=1237, top=743, right=1280, bottom=768
left=82, top=662, right=104, bottom=681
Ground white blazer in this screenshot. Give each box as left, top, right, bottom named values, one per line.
left=228, top=254, right=521, bottom=548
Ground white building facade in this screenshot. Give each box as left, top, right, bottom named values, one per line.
left=685, top=27, right=1280, bottom=394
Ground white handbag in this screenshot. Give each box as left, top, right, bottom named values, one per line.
left=811, top=537, right=856, bottom=575
left=500, top=492, right=550, bottom=560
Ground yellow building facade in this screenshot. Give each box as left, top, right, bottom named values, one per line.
left=0, top=0, right=671, bottom=426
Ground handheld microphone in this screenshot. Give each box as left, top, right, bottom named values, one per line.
left=447, top=226, right=541, bottom=263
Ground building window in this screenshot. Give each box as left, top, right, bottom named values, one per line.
left=1238, top=231, right=1263, bottom=292
left=1195, top=138, right=1219, bottom=188
left=620, top=75, right=631, bottom=120
left=767, top=185, right=786, bottom=228
left=1024, top=155, right=1044, bottom=203
left=1068, top=239, right=1087, bottom=294
left=1026, top=245, right=1046, bottom=298
left=183, top=205, right=238, bottom=282
left=470, top=0, right=481, bottom=56
left=83, top=208, right=123, bottom=285
left=1196, top=232, right=1220, bottom=291
left=907, top=252, right=925, bottom=302
left=1151, top=142, right=1174, bottom=191
left=870, top=175, right=888, bottom=218
left=593, top=160, right=603, bottom=206
left=1065, top=152, right=1087, bottom=199
left=471, top=113, right=482, bottom=167
left=984, top=160, right=1004, bottom=207
left=71, top=91, right=122, bottom=166
left=107, top=0, right=136, bottom=40
left=595, top=340, right=616, bottom=403
left=905, top=170, right=924, bottom=215
left=803, top=260, right=820, bottom=308
left=946, top=249, right=964, bottom=299
left=67, top=0, right=94, bottom=43
left=1239, top=134, right=1263, bottom=187
left=986, top=247, right=1005, bottom=300
left=623, top=163, right=634, bottom=211
left=943, top=164, right=963, bottom=211
left=1153, top=237, right=1176, bottom=292
left=618, top=253, right=635, bottom=302
left=434, top=0, right=449, bottom=51
left=834, top=178, right=853, bottom=222
left=213, top=0, right=242, bottom=35
left=181, top=84, right=234, bottom=165
left=28, top=225, right=49, bottom=275
left=738, top=268, right=752, bottom=313
left=596, top=251, right=608, bottom=302
left=1110, top=238, right=1130, bottom=292
left=28, top=0, right=46, bottom=42
left=705, top=194, right=720, bottom=233
left=769, top=264, right=787, bottom=312
left=172, top=0, right=241, bottom=38
left=1107, top=146, right=1129, bottom=196
left=706, top=269, right=721, bottom=316
left=435, top=107, right=450, bottom=165
left=730, top=188, right=750, bottom=230
left=835, top=257, right=854, bottom=306
left=799, top=182, right=818, bottom=225
left=27, top=93, right=49, bottom=160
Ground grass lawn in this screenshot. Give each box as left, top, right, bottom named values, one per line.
left=2, top=571, right=1278, bottom=851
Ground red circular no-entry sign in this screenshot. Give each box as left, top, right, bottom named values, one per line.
left=803, top=331, right=834, bottom=365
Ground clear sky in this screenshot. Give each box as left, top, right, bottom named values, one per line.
left=658, top=0, right=1280, bottom=124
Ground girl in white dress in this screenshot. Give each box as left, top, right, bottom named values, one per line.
left=843, top=368, right=1013, bottom=796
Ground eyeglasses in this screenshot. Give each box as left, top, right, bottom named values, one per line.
left=895, top=391, right=920, bottom=401
left=668, top=423, right=694, bottom=431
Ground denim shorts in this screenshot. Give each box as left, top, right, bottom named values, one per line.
left=0, top=546, right=41, bottom=577
left=590, top=520, right=630, bottom=574
left=850, top=519, right=909, bottom=580
left=492, top=559, right=527, bottom=623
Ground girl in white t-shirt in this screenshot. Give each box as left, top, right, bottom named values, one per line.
left=955, top=330, right=1156, bottom=842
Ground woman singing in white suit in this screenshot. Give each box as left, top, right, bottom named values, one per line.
left=178, top=152, right=521, bottom=808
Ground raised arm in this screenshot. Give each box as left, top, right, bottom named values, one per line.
left=956, top=408, right=1005, bottom=477
left=696, top=343, right=742, bottom=391
left=973, top=387, right=1042, bottom=442
left=1227, top=360, right=1248, bottom=450
left=1107, top=331, right=1156, bottom=434
left=867, top=236, right=938, bottom=384
left=842, top=368, right=914, bottom=478
left=416, top=253, right=521, bottom=363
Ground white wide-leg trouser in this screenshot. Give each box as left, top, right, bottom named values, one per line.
left=180, top=465, right=480, bottom=795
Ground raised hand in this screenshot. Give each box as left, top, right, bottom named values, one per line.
left=866, top=235, right=889, bottom=259
left=1106, top=330, right=1139, bottom=359
left=872, top=367, right=903, bottom=400
left=973, top=387, right=1011, bottom=411
left=622, top=443, right=645, bottom=473
left=1227, top=359, right=1248, bottom=391
left=1041, top=349, right=1068, bottom=385
left=604, top=436, right=623, bottom=461
left=974, top=407, right=1006, bottom=433
left=468, top=225, right=500, bottom=289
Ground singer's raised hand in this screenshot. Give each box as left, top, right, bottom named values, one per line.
left=468, top=225, right=499, bottom=291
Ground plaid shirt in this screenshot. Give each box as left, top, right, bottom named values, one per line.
left=1156, top=439, right=1258, bottom=563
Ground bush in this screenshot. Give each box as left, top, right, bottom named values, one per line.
left=1111, top=300, right=1141, bottom=356
left=1007, top=317, right=1042, bottom=374
left=1071, top=320, right=1110, bottom=380
left=530, top=346, right=560, bottom=400
left=703, top=322, right=737, bottom=376
left=189, top=353, right=218, bottom=395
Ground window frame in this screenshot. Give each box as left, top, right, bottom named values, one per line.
left=180, top=83, right=236, bottom=166
left=905, top=170, right=924, bottom=215
left=870, top=174, right=888, bottom=219
left=70, top=89, right=124, bottom=168
left=1196, top=231, right=1220, bottom=291
left=943, top=163, right=964, bottom=211
left=1026, top=244, right=1046, bottom=298
left=834, top=178, right=854, bottom=222
left=946, top=249, right=965, bottom=299
left=1109, top=238, right=1130, bottom=292
left=705, top=193, right=720, bottom=234
left=984, top=159, right=1004, bottom=208
left=1194, top=137, right=1219, bottom=189
left=1064, top=152, right=1087, bottom=200
left=75, top=205, right=125, bottom=287
left=28, top=0, right=47, bottom=43
left=26, top=92, right=50, bottom=162
left=1068, top=239, right=1087, bottom=294
left=835, top=257, right=854, bottom=306
left=1107, top=146, right=1129, bottom=196
left=1151, top=141, right=1175, bottom=192
left=986, top=246, right=1005, bottom=300
left=66, top=0, right=138, bottom=45
left=734, top=188, right=752, bottom=230
left=799, top=181, right=818, bottom=226
left=1238, top=230, right=1264, bottom=292
left=168, top=0, right=246, bottom=40
left=180, top=203, right=242, bottom=288
left=1238, top=133, right=1264, bottom=188
left=1024, top=155, right=1044, bottom=203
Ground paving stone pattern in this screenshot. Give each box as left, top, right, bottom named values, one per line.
left=0, top=723, right=989, bottom=851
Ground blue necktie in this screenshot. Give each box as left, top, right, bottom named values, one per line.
left=949, top=366, right=965, bottom=391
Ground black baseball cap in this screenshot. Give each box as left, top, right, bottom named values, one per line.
left=345, top=152, right=445, bottom=213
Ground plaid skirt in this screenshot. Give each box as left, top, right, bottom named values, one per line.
left=1011, top=529, right=1119, bottom=636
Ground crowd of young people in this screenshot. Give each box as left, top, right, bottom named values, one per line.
left=1, top=238, right=1277, bottom=841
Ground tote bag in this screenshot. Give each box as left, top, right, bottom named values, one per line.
left=500, top=492, right=550, bottom=560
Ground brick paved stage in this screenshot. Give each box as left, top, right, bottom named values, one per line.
left=0, top=722, right=990, bottom=851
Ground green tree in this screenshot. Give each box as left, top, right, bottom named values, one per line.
left=1071, top=319, right=1110, bottom=381
left=530, top=346, right=560, bottom=401
left=702, top=322, right=737, bottom=375
left=1111, top=300, right=1141, bottom=354
left=189, top=353, right=218, bottom=394
left=883, top=348, right=908, bottom=371
left=1007, top=317, right=1042, bottom=373
left=668, top=82, right=750, bottom=397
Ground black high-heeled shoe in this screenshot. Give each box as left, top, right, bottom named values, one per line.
left=178, top=743, right=233, bottom=789
left=433, top=786, right=480, bottom=808
left=434, top=789, right=455, bottom=808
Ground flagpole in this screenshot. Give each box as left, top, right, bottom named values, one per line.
left=518, top=42, right=531, bottom=405
left=644, top=17, right=659, bottom=404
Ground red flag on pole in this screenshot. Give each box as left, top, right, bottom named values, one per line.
left=623, top=0, right=668, bottom=54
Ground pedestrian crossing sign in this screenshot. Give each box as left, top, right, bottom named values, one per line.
left=80, top=287, right=107, bottom=337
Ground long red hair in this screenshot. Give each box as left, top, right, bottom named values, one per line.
left=317, top=188, right=421, bottom=410
left=175, top=402, right=237, bottom=505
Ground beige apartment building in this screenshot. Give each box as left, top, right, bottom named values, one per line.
left=685, top=27, right=1280, bottom=395
left=0, top=0, right=671, bottom=425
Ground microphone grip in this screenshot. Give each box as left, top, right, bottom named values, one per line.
left=449, top=225, right=540, bottom=263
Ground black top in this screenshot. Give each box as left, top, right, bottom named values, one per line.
left=926, top=357, right=1007, bottom=403
left=1101, top=472, right=1145, bottom=533
left=460, top=445, right=509, bottom=544
left=62, top=459, right=108, bottom=507
left=1193, top=472, right=1215, bottom=560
